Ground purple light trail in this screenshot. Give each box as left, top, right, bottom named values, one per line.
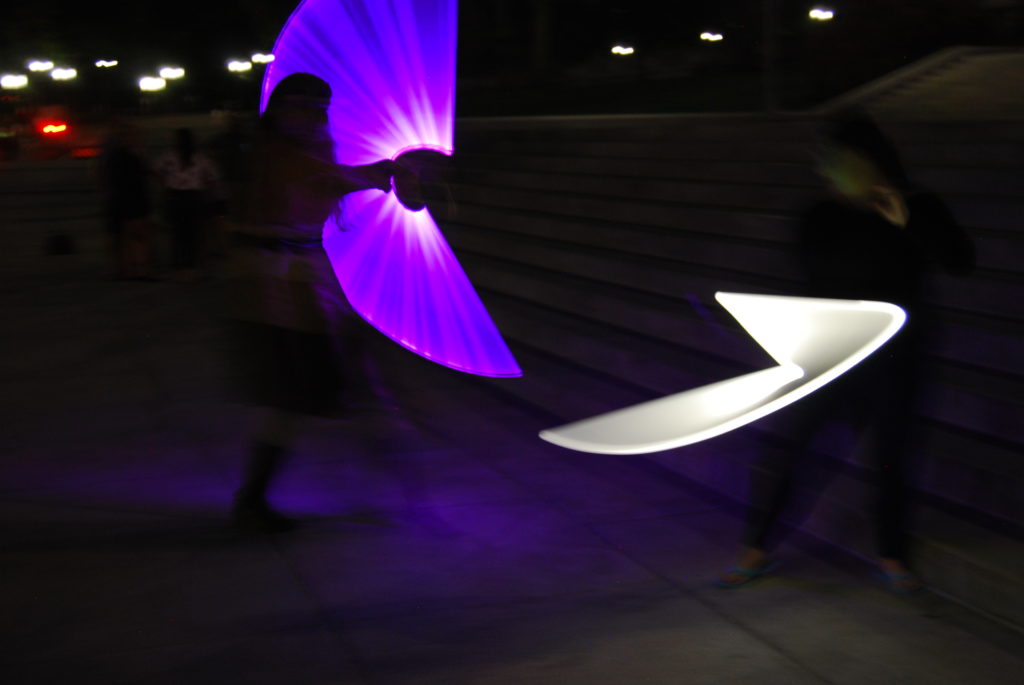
left=262, top=0, right=521, bottom=377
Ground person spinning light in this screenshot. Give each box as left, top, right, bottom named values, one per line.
left=716, top=112, right=974, bottom=593
left=226, top=73, right=404, bottom=532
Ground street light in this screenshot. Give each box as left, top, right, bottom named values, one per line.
left=809, top=8, right=835, bottom=21
left=27, top=60, right=54, bottom=72
left=159, top=66, right=185, bottom=80
left=139, top=76, right=167, bottom=92
left=227, top=60, right=253, bottom=72
left=95, top=60, right=119, bottom=68
left=51, top=68, right=78, bottom=81
left=251, top=53, right=275, bottom=64
left=1, top=74, right=29, bottom=89
left=700, top=32, right=724, bottom=42
left=611, top=45, right=635, bottom=56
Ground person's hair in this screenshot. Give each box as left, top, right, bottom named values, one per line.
left=261, top=72, right=332, bottom=134
left=824, top=110, right=910, bottom=190
left=261, top=72, right=347, bottom=228
left=174, top=127, right=194, bottom=167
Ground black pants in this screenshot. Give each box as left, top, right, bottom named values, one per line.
left=742, top=340, right=921, bottom=560
left=164, top=189, right=206, bottom=268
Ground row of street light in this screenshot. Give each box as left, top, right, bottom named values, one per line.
left=7, top=7, right=838, bottom=84
left=608, top=7, right=835, bottom=54
left=1, top=53, right=276, bottom=92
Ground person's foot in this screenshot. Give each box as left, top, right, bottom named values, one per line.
left=232, top=499, right=298, bottom=534
left=878, top=558, right=924, bottom=594
left=715, top=547, right=776, bottom=588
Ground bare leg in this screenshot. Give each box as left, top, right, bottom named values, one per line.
left=233, top=409, right=301, bottom=532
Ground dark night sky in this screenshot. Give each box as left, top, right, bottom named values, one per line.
left=2, top=1, right=755, bottom=69
left=0, top=0, right=999, bottom=107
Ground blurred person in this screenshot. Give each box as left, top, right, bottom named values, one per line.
left=226, top=73, right=402, bottom=533
left=715, top=111, right=974, bottom=594
left=98, top=118, right=157, bottom=280
left=154, top=128, right=220, bottom=281
left=207, top=113, right=253, bottom=264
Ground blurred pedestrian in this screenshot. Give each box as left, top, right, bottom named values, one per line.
left=155, top=128, right=220, bottom=281
left=226, top=73, right=400, bottom=532
left=98, top=118, right=157, bottom=280
left=207, top=113, right=252, bottom=265
left=716, top=111, right=974, bottom=594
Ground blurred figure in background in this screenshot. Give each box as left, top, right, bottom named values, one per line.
left=226, top=73, right=400, bottom=532
left=716, top=111, right=974, bottom=594
left=155, top=128, right=221, bottom=281
left=98, top=118, right=157, bottom=280
left=207, top=113, right=253, bottom=266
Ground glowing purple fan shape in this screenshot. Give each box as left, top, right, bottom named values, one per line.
left=261, top=0, right=521, bottom=377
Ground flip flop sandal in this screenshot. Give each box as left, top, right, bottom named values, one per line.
left=876, top=571, right=925, bottom=595
left=713, top=561, right=780, bottom=589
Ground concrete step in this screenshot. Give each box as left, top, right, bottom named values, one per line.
left=446, top=222, right=790, bottom=310
left=919, top=425, right=1024, bottom=524
left=945, top=197, right=1024, bottom=234
left=479, top=341, right=654, bottom=426
left=484, top=289, right=754, bottom=398
left=456, top=152, right=1024, bottom=203
left=467, top=269, right=1024, bottom=493
left=927, top=272, right=1024, bottom=321
left=456, top=168, right=815, bottom=214
left=460, top=253, right=770, bottom=367
left=935, top=316, right=1024, bottom=377
left=459, top=137, right=817, bottom=164
left=457, top=115, right=816, bottom=143
left=461, top=246, right=1024, bottom=384
left=914, top=504, right=1024, bottom=631
left=451, top=204, right=798, bottom=280
left=900, top=141, right=1024, bottom=169
left=451, top=183, right=796, bottom=242
left=452, top=170, right=1020, bottom=278
left=456, top=152, right=821, bottom=187
left=458, top=128, right=1024, bottom=169
left=482, top=338, right=1024, bottom=629
left=445, top=215, right=1020, bottom=323
left=0, top=190, right=99, bottom=209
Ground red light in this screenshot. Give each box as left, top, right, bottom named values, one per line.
left=71, top=146, right=101, bottom=158
left=39, top=121, right=69, bottom=135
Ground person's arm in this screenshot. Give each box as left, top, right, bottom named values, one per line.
left=335, top=160, right=398, bottom=193
left=909, top=193, right=975, bottom=276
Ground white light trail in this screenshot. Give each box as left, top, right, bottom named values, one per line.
left=539, top=293, right=906, bottom=455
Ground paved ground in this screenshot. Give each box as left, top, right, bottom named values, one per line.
left=2, top=247, right=1023, bottom=684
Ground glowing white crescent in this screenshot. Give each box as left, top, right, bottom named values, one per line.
left=538, top=292, right=906, bottom=455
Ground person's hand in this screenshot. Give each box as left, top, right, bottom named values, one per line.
left=870, top=185, right=909, bottom=227
left=366, top=160, right=398, bottom=192
left=392, top=163, right=425, bottom=211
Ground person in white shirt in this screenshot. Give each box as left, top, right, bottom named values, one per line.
left=154, top=128, right=220, bottom=280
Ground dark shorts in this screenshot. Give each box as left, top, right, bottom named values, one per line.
left=227, top=320, right=343, bottom=416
